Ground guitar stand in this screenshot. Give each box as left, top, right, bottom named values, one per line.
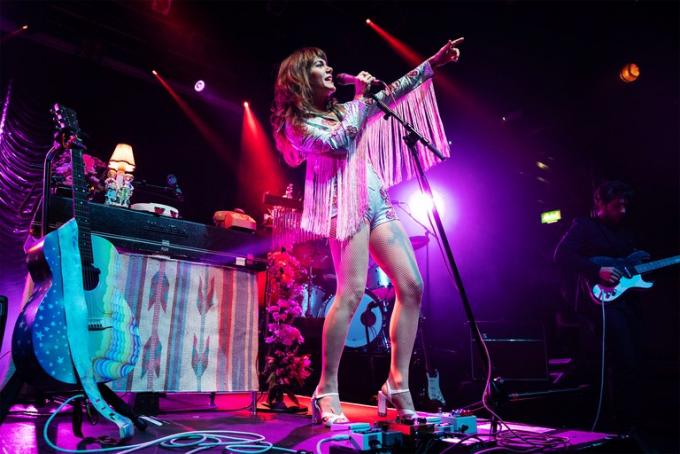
left=97, top=383, right=147, bottom=431
left=0, top=372, right=147, bottom=433
left=0, top=372, right=24, bottom=423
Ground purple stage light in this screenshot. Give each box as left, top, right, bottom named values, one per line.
left=407, top=190, right=448, bottom=224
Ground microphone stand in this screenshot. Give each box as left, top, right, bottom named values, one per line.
left=369, top=92, right=495, bottom=415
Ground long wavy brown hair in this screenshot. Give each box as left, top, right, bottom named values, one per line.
left=271, top=47, right=337, bottom=167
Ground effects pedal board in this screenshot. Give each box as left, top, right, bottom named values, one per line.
left=328, top=414, right=479, bottom=453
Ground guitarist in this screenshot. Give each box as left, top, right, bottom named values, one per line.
left=553, top=180, right=642, bottom=434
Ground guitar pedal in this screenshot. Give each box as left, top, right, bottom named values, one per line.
left=439, top=413, right=477, bottom=434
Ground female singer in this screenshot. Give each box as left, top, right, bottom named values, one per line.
left=271, top=37, right=463, bottom=426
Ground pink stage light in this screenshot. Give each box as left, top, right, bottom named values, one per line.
left=194, top=80, right=205, bottom=92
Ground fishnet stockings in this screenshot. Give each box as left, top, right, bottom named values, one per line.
left=317, top=218, right=422, bottom=415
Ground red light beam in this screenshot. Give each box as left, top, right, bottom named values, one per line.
left=365, top=19, right=422, bottom=67
left=240, top=103, right=285, bottom=213
left=366, top=20, right=497, bottom=126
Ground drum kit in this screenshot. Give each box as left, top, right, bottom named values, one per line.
left=293, top=235, right=429, bottom=353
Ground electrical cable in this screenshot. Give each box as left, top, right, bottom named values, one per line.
left=418, top=201, right=573, bottom=451
left=395, top=197, right=542, bottom=449
left=315, top=434, right=350, bottom=454
left=439, top=434, right=486, bottom=453
left=42, top=394, right=297, bottom=454
left=590, top=301, right=606, bottom=431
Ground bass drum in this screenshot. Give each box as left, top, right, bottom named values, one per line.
left=323, top=289, right=388, bottom=349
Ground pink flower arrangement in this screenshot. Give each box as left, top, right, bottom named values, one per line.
left=263, top=249, right=312, bottom=410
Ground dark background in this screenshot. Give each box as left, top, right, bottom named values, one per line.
left=1, top=0, right=677, bottom=443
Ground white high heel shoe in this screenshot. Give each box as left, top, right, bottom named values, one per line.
left=311, top=390, right=349, bottom=427
left=377, top=382, right=418, bottom=420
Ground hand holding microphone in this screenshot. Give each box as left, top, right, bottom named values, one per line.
left=336, top=71, right=386, bottom=98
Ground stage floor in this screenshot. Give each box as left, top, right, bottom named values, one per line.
left=1, top=393, right=629, bottom=453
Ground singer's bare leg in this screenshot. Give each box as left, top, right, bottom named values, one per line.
left=369, top=220, right=423, bottom=412
left=316, top=221, right=370, bottom=416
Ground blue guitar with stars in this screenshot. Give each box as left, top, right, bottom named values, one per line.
left=12, top=104, right=141, bottom=438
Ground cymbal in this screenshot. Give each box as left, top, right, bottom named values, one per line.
left=409, top=235, right=429, bottom=250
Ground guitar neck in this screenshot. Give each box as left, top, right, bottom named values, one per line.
left=634, top=255, right=680, bottom=274
left=70, top=144, right=94, bottom=268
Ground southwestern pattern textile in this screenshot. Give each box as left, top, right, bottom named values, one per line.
left=109, top=254, right=259, bottom=393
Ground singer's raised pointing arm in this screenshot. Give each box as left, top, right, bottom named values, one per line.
left=360, top=60, right=434, bottom=119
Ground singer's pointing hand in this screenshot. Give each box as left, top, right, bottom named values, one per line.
left=354, top=71, right=376, bottom=99
left=428, top=37, right=464, bottom=68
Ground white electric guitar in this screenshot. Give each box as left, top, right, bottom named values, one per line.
left=417, top=318, right=446, bottom=408
left=587, top=251, right=680, bottom=304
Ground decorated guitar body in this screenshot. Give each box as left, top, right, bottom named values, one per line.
left=588, top=251, right=680, bottom=304
left=13, top=220, right=140, bottom=386
left=11, top=104, right=140, bottom=439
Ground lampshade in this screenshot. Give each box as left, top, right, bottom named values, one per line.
left=109, top=143, right=136, bottom=172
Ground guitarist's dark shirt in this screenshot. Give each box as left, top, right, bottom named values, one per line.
left=554, top=216, right=636, bottom=282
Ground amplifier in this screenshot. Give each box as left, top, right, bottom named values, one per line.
left=469, top=321, right=548, bottom=382
left=41, top=196, right=268, bottom=270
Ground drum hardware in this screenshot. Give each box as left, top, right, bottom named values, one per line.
left=409, top=235, right=430, bottom=251
left=366, top=264, right=396, bottom=302
left=322, top=289, right=390, bottom=352
left=301, top=264, right=329, bottom=317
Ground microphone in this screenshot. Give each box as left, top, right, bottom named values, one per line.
left=335, top=73, right=385, bottom=87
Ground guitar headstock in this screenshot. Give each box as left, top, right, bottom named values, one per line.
left=50, top=103, right=82, bottom=146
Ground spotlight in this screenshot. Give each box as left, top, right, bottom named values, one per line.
left=536, top=161, right=549, bottom=170
left=243, top=101, right=249, bottom=108
left=407, top=190, right=446, bottom=222
left=366, top=18, right=371, bottom=24
left=194, top=80, right=205, bottom=92
left=21, top=25, right=28, bottom=30
left=619, top=63, right=640, bottom=83
left=151, top=69, right=158, bottom=76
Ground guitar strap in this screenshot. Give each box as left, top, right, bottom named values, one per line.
left=57, top=220, right=134, bottom=440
